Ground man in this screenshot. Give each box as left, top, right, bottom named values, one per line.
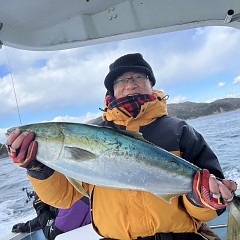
left=12, top=192, right=91, bottom=240
left=6, top=53, right=237, bottom=240
left=12, top=193, right=58, bottom=235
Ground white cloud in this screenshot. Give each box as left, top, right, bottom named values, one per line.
left=0, top=48, right=109, bottom=115
left=48, top=112, right=102, bottom=123
left=204, top=98, right=217, bottom=103
left=153, top=27, right=240, bottom=87
left=1, top=26, right=240, bottom=127
left=218, top=82, right=226, bottom=87
left=0, top=128, right=7, bottom=144
left=233, top=76, right=240, bottom=84
left=226, top=92, right=240, bottom=98
left=168, top=95, right=188, bottom=103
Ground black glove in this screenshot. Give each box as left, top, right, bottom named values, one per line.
left=12, top=223, right=27, bottom=233
left=33, top=197, right=55, bottom=231
left=33, top=197, right=49, bottom=215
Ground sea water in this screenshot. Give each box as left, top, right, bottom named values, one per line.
left=0, top=109, right=239, bottom=239
left=0, top=158, right=36, bottom=238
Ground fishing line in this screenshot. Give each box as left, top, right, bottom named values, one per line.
left=28, top=221, right=33, bottom=240
left=4, top=47, right=22, bottom=125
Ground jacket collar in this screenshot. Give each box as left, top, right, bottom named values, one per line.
left=103, top=90, right=168, bottom=131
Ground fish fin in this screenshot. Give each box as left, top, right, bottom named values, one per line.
left=116, top=129, right=145, bottom=140
left=108, top=127, right=149, bottom=142
left=92, top=125, right=149, bottom=142
left=114, top=129, right=155, bottom=144
left=66, top=177, right=90, bottom=198
left=64, top=146, right=96, bottom=160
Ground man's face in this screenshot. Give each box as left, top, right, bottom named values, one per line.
left=113, top=71, right=153, bottom=99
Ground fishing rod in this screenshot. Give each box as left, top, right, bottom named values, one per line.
left=4, top=47, right=22, bottom=125
left=22, top=187, right=35, bottom=203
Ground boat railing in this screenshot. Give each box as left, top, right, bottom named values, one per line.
left=210, top=224, right=227, bottom=229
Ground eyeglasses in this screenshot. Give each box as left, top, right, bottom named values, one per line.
left=113, top=74, right=148, bottom=87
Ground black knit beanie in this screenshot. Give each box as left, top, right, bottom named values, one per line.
left=104, top=53, right=156, bottom=95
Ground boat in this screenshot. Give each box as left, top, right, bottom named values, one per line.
left=0, top=0, right=240, bottom=51
left=1, top=229, right=45, bottom=240
left=0, top=1, right=239, bottom=239
left=1, top=224, right=101, bottom=240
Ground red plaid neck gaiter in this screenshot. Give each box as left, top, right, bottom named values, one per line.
left=106, top=94, right=157, bottom=117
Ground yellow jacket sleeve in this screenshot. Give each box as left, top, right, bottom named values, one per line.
left=28, top=171, right=84, bottom=208
left=182, top=195, right=219, bottom=222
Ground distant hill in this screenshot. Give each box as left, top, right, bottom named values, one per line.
left=0, top=144, right=8, bottom=159
left=167, top=98, right=240, bottom=120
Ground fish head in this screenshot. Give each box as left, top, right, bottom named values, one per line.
left=7, top=122, right=66, bottom=164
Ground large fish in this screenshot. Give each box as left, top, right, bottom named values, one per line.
left=7, top=122, right=201, bottom=202
left=6, top=122, right=240, bottom=239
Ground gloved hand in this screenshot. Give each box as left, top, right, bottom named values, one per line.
left=12, top=223, right=27, bottom=233
left=5, top=129, right=39, bottom=169
left=187, top=169, right=237, bottom=210
left=33, top=196, right=50, bottom=215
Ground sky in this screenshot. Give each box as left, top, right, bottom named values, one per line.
left=0, top=26, right=240, bottom=143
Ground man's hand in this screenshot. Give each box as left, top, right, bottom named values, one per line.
left=6, top=129, right=38, bottom=168
left=12, top=223, right=27, bottom=233
left=33, top=197, right=49, bottom=215
left=188, top=169, right=237, bottom=210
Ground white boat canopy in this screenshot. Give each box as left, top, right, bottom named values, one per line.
left=0, top=0, right=240, bottom=51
